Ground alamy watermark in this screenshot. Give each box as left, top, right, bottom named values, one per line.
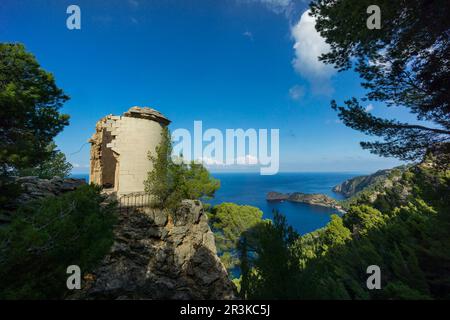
left=65, top=5, right=381, bottom=31
left=66, top=5, right=81, bottom=30
left=66, top=265, right=81, bottom=290
left=366, top=265, right=381, bottom=290
left=367, top=5, right=381, bottom=30
left=172, top=121, right=279, bottom=175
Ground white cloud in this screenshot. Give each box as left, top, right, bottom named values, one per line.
left=72, top=163, right=89, bottom=169
left=198, top=155, right=258, bottom=166
left=365, top=104, right=374, bottom=112
left=198, top=157, right=224, bottom=166
left=291, top=10, right=336, bottom=95
left=236, top=155, right=259, bottom=165
left=289, top=85, right=304, bottom=101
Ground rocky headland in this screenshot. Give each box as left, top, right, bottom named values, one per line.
left=266, top=191, right=345, bottom=213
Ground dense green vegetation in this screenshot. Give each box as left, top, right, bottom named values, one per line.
left=208, top=202, right=266, bottom=272
left=205, top=164, right=449, bottom=299
left=0, top=44, right=115, bottom=299
left=339, top=166, right=407, bottom=210
left=145, top=127, right=220, bottom=210
left=239, top=211, right=301, bottom=299
left=238, top=166, right=450, bottom=299
left=0, top=43, right=71, bottom=211
left=309, top=0, right=450, bottom=164
left=0, top=185, right=117, bottom=299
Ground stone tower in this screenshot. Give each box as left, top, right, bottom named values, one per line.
left=89, top=106, right=170, bottom=196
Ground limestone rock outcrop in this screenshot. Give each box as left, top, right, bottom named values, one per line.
left=15, top=176, right=86, bottom=200
left=0, top=176, right=86, bottom=224
left=77, top=200, right=236, bottom=300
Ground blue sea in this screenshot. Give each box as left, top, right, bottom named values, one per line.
left=209, top=173, right=359, bottom=234
left=72, top=172, right=359, bottom=235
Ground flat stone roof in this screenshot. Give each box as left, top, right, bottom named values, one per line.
left=123, top=106, right=171, bottom=125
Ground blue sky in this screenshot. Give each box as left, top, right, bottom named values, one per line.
left=1, top=0, right=415, bottom=173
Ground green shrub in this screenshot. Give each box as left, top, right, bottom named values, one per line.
left=18, top=142, right=73, bottom=179
left=145, top=127, right=220, bottom=210
left=0, top=184, right=116, bottom=299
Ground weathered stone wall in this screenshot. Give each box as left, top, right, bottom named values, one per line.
left=109, top=116, right=164, bottom=195
left=90, top=118, right=117, bottom=188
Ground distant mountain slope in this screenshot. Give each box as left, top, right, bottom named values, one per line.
left=333, top=166, right=409, bottom=198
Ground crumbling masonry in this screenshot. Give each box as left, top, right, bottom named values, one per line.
left=89, top=106, right=170, bottom=196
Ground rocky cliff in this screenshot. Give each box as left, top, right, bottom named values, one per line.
left=332, top=168, right=407, bottom=198
left=339, top=165, right=416, bottom=209
left=76, top=199, right=236, bottom=300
